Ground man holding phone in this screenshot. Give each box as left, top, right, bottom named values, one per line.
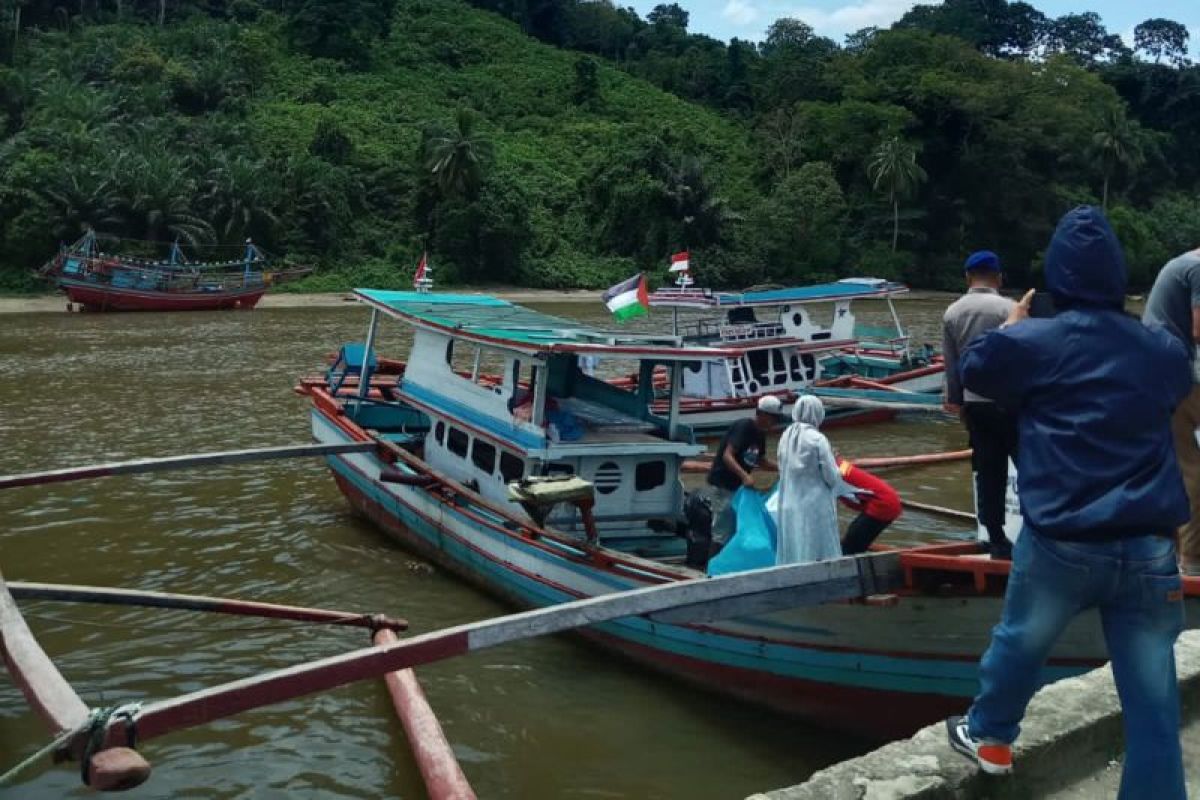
left=943, top=250, right=1018, bottom=559
left=1143, top=247, right=1200, bottom=576
left=946, top=206, right=1189, bottom=797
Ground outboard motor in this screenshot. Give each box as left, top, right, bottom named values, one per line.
left=682, top=491, right=717, bottom=570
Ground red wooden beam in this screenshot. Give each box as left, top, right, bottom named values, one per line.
left=0, top=570, right=150, bottom=790
left=373, top=629, right=476, bottom=800
left=0, top=571, right=89, bottom=736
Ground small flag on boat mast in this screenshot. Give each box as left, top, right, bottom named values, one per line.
left=413, top=252, right=433, bottom=293
left=668, top=250, right=694, bottom=289
left=603, top=273, right=649, bottom=322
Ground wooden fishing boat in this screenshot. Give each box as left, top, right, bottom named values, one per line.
left=297, top=289, right=1200, bottom=739
left=644, top=278, right=944, bottom=432
left=38, top=231, right=310, bottom=312
left=0, top=441, right=926, bottom=791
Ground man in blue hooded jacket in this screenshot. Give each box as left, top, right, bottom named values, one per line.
left=945, top=206, right=1191, bottom=799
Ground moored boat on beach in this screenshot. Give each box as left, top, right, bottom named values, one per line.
left=297, top=289, right=1200, bottom=738
left=37, top=230, right=310, bottom=312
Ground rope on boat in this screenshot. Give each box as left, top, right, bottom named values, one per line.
left=80, top=704, right=142, bottom=786
left=0, top=725, right=78, bottom=788
left=0, top=703, right=141, bottom=789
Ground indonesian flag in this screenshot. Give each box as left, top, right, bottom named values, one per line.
left=669, top=251, right=690, bottom=272
left=413, top=252, right=429, bottom=284
left=602, top=273, right=649, bottom=322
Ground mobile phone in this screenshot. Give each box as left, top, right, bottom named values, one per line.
left=1028, top=291, right=1057, bottom=319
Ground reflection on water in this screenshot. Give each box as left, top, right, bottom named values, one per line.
left=0, top=298, right=972, bottom=798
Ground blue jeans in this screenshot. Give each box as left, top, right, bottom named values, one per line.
left=968, top=530, right=1186, bottom=800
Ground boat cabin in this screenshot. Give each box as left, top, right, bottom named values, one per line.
left=325, top=291, right=737, bottom=541
left=649, top=278, right=912, bottom=398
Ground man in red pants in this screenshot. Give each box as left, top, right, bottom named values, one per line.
left=836, top=458, right=902, bottom=554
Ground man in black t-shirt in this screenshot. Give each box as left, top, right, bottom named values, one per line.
left=706, top=395, right=784, bottom=546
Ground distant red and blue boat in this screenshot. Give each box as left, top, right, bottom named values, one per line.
left=39, top=230, right=310, bottom=312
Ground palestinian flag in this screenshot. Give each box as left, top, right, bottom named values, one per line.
left=669, top=251, right=690, bottom=272
left=603, top=273, right=649, bottom=322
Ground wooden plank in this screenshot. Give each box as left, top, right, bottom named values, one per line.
left=853, top=450, right=972, bottom=470
left=817, top=397, right=948, bottom=413
left=899, top=498, right=976, bottom=522
left=0, top=569, right=89, bottom=735
left=373, top=629, right=476, bottom=800
left=95, top=553, right=901, bottom=749
left=654, top=553, right=900, bottom=623
left=0, top=442, right=376, bottom=491
left=6, top=582, right=407, bottom=632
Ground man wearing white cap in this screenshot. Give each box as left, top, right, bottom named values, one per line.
left=705, top=395, right=785, bottom=547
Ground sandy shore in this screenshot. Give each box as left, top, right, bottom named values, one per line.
left=0, top=288, right=607, bottom=314
left=0, top=287, right=956, bottom=314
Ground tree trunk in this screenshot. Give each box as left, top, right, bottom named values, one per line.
left=12, top=4, right=21, bottom=52
left=891, top=196, right=899, bottom=252
left=158, top=0, right=165, bottom=26
left=1102, top=174, right=1110, bottom=211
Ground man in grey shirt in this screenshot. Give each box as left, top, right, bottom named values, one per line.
left=943, top=250, right=1017, bottom=559
left=1143, top=249, right=1200, bottom=575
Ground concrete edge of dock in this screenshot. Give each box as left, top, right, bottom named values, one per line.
left=751, top=630, right=1200, bottom=800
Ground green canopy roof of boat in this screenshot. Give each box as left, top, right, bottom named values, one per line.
left=354, top=289, right=729, bottom=358
left=649, top=278, right=908, bottom=309
left=354, top=289, right=855, bottom=358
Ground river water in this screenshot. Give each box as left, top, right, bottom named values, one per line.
left=0, top=297, right=973, bottom=799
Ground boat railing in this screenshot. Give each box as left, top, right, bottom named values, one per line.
left=66, top=254, right=267, bottom=291
left=675, top=319, right=722, bottom=339
left=718, top=321, right=787, bottom=342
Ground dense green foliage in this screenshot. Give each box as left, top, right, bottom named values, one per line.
left=0, top=0, right=1198, bottom=293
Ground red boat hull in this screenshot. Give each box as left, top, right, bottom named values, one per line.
left=61, top=280, right=266, bottom=312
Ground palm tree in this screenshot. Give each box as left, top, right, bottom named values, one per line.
left=663, top=156, right=741, bottom=248
left=11, top=0, right=23, bottom=53
left=421, top=108, right=493, bottom=201
left=118, top=151, right=213, bottom=245
left=201, top=154, right=281, bottom=243
left=867, top=136, right=926, bottom=252
left=37, top=168, right=124, bottom=241
left=1092, top=108, right=1143, bottom=211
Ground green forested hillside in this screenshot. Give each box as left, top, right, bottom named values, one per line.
left=1, top=0, right=1198, bottom=293
left=0, top=0, right=761, bottom=291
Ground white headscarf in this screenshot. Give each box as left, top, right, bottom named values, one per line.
left=792, top=394, right=826, bottom=428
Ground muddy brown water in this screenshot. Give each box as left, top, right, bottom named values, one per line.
left=0, top=298, right=974, bottom=798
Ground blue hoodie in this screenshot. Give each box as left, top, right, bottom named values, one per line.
left=960, top=206, right=1191, bottom=541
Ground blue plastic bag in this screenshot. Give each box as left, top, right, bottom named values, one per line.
left=707, top=487, right=778, bottom=576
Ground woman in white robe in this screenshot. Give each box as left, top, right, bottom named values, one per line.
left=775, top=395, right=842, bottom=564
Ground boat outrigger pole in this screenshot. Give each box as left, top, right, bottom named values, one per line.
left=77, top=553, right=900, bottom=757
left=0, top=442, right=376, bottom=491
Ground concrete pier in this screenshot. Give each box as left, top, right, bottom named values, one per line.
left=752, top=631, right=1200, bottom=800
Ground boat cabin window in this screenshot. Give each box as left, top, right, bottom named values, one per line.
left=771, top=350, right=787, bottom=385
left=448, top=427, right=469, bottom=458
left=508, top=360, right=540, bottom=419
left=593, top=461, right=622, bottom=495
left=434, top=421, right=446, bottom=445
left=472, top=439, right=497, bottom=473
left=500, top=452, right=524, bottom=482
left=728, top=307, right=757, bottom=325
left=635, top=461, right=666, bottom=492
